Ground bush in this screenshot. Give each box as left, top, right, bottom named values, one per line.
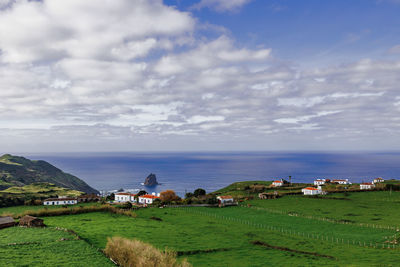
left=193, top=188, right=206, bottom=197
left=104, top=237, right=191, bottom=267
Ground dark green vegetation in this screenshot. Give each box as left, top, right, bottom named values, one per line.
left=0, top=227, right=113, bottom=266
left=0, top=154, right=98, bottom=194
left=1, top=181, right=400, bottom=266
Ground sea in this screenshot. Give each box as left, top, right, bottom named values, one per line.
left=24, top=152, right=400, bottom=196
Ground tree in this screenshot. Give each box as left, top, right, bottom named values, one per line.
left=160, top=190, right=180, bottom=203
left=193, top=188, right=206, bottom=197
left=137, top=190, right=148, bottom=196
left=185, top=192, right=194, bottom=199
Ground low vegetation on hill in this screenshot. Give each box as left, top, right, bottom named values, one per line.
left=0, top=154, right=98, bottom=194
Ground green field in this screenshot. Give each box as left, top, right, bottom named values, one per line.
left=1, top=190, right=400, bottom=266
left=0, top=227, right=113, bottom=266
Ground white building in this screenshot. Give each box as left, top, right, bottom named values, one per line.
left=138, top=194, right=160, bottom=205
left=302, top=187, right=322, bottom=195
left=43, top=197, right=78, bottom=205
left=314, top=179, right=329, bottom=186
left=360, top=183, right=375, bottom=190
left=272, top=180, right=283, bottom=187
left=114, top=192, right=136, bottom=203
left=332, top=179, right=351, bottom=185
left=373, top=178, right=384, bottom=184
left=217, top=195, right=235, bottom=207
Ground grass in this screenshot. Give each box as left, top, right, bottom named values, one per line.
left=0, top=227, right=113, bottom=266
left=42, top=206, right=400, bottom=266
left=2, top=190, right=400, bottom=266
left=246, top=191, right=400, bottom=227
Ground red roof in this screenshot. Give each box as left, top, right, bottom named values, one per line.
left=303, top=187, right=319, bottom=191
left=361, top=183, right=373, bottom=185
left=273, top=181, right=282, bottom=183
left=140, top=194, right=159, bottom=199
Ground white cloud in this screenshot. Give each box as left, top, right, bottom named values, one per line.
left=192, top=0, right=251, bottom=12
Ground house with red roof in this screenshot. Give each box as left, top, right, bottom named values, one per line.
left=301, top=187, right=322, bottom=195
left=217, top=195, right=234, bottom=207
left=314, top=179, right=330, bottom=186
left=138, top=194, right=160, bottom=205
left=272, top=180, right=283, bottom=187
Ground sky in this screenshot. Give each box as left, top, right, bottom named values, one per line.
left=0, top=0, right=400, bottom=152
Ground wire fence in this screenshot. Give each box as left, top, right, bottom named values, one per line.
left=176, top=207, right=399, bottom=250
left=240, top=204, right=400, bottom=231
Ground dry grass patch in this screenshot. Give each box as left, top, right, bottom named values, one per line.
left=104, top=236, right=191, bottom=267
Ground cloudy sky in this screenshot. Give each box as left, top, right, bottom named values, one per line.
left=0, top=0, right=400, bottom=152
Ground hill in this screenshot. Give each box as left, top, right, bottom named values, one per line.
left=0, top=154, right=98, bottom=194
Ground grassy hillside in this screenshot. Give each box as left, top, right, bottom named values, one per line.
left=1, top=182, right=83, bottom=197
left=0, top=227, right=113, bottom=266
left=0, top=154, right=98, bottom=194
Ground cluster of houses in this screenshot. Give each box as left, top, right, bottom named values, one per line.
left=302, top=177, right=385, bottom=195
left=269, top=177, right=385, bottom=196
left=114, top=192, right=161, bottom=205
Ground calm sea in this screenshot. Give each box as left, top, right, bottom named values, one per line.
left=24, top=152, right=400, bottom=196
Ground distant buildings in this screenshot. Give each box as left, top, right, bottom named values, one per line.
left=302, top=187, right=322, bottom=195
left=332, top=179, right=351, bottom=185
left=43, top=197, right=78, bottom=205
left=373, top=177, right=384, bottom=184
left=217, top=195, right=235, bottom=207
left=272, top=180, right=284, bottom=187
left=360, top=183, right=375, bottom=190
left=115, top=192, right=160, bottom=205
left=314, top=179, right=330, bottom=186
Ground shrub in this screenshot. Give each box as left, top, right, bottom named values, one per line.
left=193, top=188, right=206, bottom=197
left=160, top=190, right=180, bottom=203
left=104, top=237, right=191, bottom=267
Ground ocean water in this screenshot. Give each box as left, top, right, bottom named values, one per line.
left=25, top=152, right=400, bottom=196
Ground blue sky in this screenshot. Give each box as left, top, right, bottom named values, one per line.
left=0, top=0, right=399, bottom=152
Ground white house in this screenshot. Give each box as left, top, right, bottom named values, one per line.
left=332, top=179, right=351, bottom=185
left=217, top=195, right=234, bottom=206
left=373, top=177, right=384, bottom=184
left=138, top=194, right=160, bottom=205
left=360, top=183, right=375, bottom=190
left=302, top=187, right=322, bottom=195
left=314, top=179, right=330, bottom=186
left=43, top=197, right=78, bottom=205
left=114, top=192, right=136, bottom=203
left=272, top=180, right=283, bottom=187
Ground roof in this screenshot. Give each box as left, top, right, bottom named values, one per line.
left=0, top=216, right=14, bottom=224
left=139, top=194, right=159, bottom=199
left=20, top=215, right=42, bottom=222
left=374, top=178, right=384, bottom=180
left=303, top=187, right=319, bottom=191
left=314, top=179, right=326, bottom=181
left=218, top=195, right=233, bottom=199
left=44, top=198, right=77, bottom=201
left=273, top=180, right=282, bottom=183
left=361, top=183, right=374, bottom=185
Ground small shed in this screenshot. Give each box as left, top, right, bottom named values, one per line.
left=0, top=216, right=15, bottom=229
left=19, top=215, right=45, bottom=227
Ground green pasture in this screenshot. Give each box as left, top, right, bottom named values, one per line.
left=0, top=227, right=113, bottom=267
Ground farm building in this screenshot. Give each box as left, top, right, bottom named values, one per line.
left=360, top=183, right=375, bottom=190
left=138, top=194, right=160, bottom=205
left=302, top=187, right=322, bottom=195
left=19, top=215, right=45, bottom=227
left=217, top=195, right=235, bottom=207
left=314, top=179, right=330, bottom=186
left=373, top=177, right=384, bottom=184
left=259, top=191, right=279, bottom=199
left=271, top=180, right=283, bottom=187
left=0, top=216, right=15, bottom=229
left=78, top=194, right=101, bottom=202
left=43, top=197, right=78, bottom=205
left=332, top=179, right=351, bottom=185
left=114, top=192, right=136, bottom=203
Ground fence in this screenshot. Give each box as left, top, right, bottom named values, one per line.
left=175, top=207, right=399, bottom=250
